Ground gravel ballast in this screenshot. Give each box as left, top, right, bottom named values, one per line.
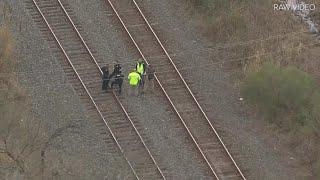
left=5, top=0, right=312, bottom=179
left=134, top=0, right=312, bottom=179
left=63, top=0, right=217, bottom=178
left=2, top=0, right=133, bottom=179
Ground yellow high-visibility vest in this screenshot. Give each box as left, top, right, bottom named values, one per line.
left=136, top=62, right=144, bottom=75
left=128, top=71, right=141, bottom=86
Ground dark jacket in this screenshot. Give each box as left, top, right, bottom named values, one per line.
left=147, top=65, right=155, bottom=79
left=101, top=66, right=109, bottom=80
left=110, top=64, right=122, bottom=79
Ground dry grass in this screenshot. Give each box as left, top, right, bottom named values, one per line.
left=189, top=0, right=298, bottom=41
left=0, top=25, right=15, bottom=72
left=0, top=24, right=43, bottom=178
left=0, top=24, right=79, bottom=179
left=243, top=33, right=307, bottom=73
left=187, top=0, right=309, bottom=72
left=188, top=0, right=320, bottom=178
left=0, top=25, right=24, bottom=107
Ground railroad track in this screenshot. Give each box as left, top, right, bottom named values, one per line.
left=24, top=0, right=167, bottom=179
left=105, top=0, right=246, bottom=179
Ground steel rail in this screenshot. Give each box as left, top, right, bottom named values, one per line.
left=3, top=35, right=320, bottom=77
left=30, top=0, right=139, bottom=179
left=131, top=1, right=247, bottom=179
left=31, top=0, right=165, bottom=179
left=55, top=0, right=166, bottom=179
left=106, top=0, right=220, bottom=179
left=30, top=1, right=140, bottom=179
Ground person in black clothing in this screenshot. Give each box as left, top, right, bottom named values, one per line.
left=147, top=64, right=155, bottom=80
left=109, top=63, right=123, bottom=94
left=146, top=64, right=155, bottom=91
left=111, top=73, right=124, bottom=94
left=109, top=63, right=122, bottom=79
left=101, top=65, right=110, bottom=92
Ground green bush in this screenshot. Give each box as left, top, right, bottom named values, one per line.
left=309, top=91, right=320, bottom=136
left=241, top=63, right=281, bottom=119
left=241, top=63, right=319, bottom=129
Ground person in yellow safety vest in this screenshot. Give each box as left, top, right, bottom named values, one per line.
left=136, top=59, right=146, bottom=94
left=128, top=69, right=141, bottom=96
left=136, top=59, right=146, bottom=75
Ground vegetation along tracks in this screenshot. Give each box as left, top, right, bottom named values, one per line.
left=25, top=0, right=167, bottom=179
left=106, top=0, right=247, bottom=179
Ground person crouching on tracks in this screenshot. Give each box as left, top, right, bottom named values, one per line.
left=101, top=64, right=110, bottom=92
left=146, top=64, right=155, bottom=92
left=128, top=69, right=141, bottom=96
left=136, top=59, right=146, bottom=94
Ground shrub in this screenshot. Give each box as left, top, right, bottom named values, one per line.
left=309, top=91, right=320, bottom=136
left=241, top=63, right=282, bottom=119
left=278, top=66, right=315, bottom=112
left=241, top=63, right=318, bottom=129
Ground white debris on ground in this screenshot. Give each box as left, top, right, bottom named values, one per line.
left=287, top=0, right=319, bottom=35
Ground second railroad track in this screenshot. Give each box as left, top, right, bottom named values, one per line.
left=25, top=0, right=167, bottom=179
left=25, top=0, right=247, bottom=179
left=105, top=0, right=247, bottom=179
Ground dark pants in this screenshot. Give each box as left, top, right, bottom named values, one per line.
left=111, top=78, right=123, bottom=94
left=138, top=74, right=146, bottom=94
left=148, top=75, right=154, bottom=91
left=140, top=74, right=146, bottom=87
left=148, top=74, right=154, bottom=81
left=102, top=79, right=109, bottom=91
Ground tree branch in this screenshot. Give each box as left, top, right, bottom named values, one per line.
left=19, top=119, right=42, bottom=156
left=39, top=124, right=78, bottom=178
left=4, top=138, right=25, bottom=173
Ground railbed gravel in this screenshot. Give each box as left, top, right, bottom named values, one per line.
left=2, top=0, right=133, bottom=179
left=64, top=0, right=214, bottom=179
left=136, top=0, right=311, bottom=179
left=4, top=0, right=308, bottom=179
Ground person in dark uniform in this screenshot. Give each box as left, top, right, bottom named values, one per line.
left=146, top=64, right=155, bottom=91
left=111, top=73, right=124, bottom=94
left=109, top=63, right=122, bottom=79
left=109, top=63, right=123, bottom=94
left=101, top=65, right=110, bottom=92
